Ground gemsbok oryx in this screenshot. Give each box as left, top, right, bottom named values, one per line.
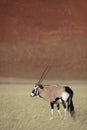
left=30, top=67, right=75, bottom=120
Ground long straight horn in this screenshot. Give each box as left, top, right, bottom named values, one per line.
left=37, top=66, right=49, bottom=85
left=39, top=67, right=49, bottom=84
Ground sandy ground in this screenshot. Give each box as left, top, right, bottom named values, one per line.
left=0, top=79, right=87, bottom=130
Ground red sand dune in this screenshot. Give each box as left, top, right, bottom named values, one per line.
left=0, top=0, right=87, bottom=80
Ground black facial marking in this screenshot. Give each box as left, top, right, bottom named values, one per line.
left=31, top=89, right=37, bottom=96
left=39, top=84, right=44, bottom=89
left=32, top=90, right=34, bottom=93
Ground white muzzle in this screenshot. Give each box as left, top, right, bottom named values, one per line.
left=30, top=93, right=34, bottom=97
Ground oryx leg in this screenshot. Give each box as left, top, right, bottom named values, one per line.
left=67, top=97, right=70, bottom=117
left=61, top=99, right=67, bottom=119
left=50, top=102, right=54, bottom=120
left=56, top=103, right=62, bottom=119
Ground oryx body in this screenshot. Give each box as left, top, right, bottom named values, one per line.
left=36, top=84, right=67, bottom=102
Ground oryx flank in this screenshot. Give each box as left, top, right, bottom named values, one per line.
left=30, top=67, right=75, bottom=120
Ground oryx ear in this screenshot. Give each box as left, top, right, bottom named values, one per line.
left=39, top=84, right=43, bottom=89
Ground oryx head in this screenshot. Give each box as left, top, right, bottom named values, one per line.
left=30, top=85, right=39, bottom=97
left=30, top=84, right=43, bottom=97
left=30, top=66, right=49, bottom=97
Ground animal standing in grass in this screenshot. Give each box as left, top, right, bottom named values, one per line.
left=30, top=67, right=75, bottom=119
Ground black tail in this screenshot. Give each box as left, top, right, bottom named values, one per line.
left=64, top=86, right=75, bottom=117
left=69, top=96, right=75, bottom=117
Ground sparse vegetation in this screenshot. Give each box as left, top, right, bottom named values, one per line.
left=0, top=80, right=87, bottom=130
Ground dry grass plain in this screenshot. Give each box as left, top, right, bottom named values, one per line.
left=0, top=80, right=87, bottom=130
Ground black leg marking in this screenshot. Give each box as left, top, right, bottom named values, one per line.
left=57, top=103, right=60, bottom=110
left=50, top=102, right=55, bottom=120
left=61, top=99, right=66, bottom=109
left=61, top=98, right=67, bottom=119
left=56, top=102, right=62, bottom=119
left=50, top=102, right=54, bottom=109
left=67, top=97, right=70, bottom=112
left=55, top=97, right=60, bottom=102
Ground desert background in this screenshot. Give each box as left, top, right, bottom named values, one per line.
left=0, top=0, right=87, bottom=130
left=0, top=0, right=87, bottom=81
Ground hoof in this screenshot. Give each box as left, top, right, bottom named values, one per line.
left=50, top=117, right=53, bottom=120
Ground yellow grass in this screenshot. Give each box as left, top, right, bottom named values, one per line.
left=0, top=80, right=87, bottom=130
